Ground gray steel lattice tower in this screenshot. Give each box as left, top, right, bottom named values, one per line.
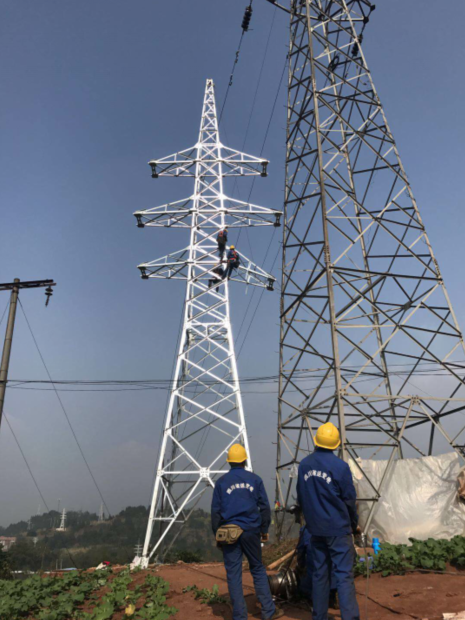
left=134, top=79, right=281, bottom=565
left=276, top=0, right=465, bottom=537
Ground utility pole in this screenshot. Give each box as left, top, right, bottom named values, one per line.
left=0, top=278, right=56, bottom=432
left=133, top=79, right=281, bottom=566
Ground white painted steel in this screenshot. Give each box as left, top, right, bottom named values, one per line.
left=137, top=80, right=280, bottom=566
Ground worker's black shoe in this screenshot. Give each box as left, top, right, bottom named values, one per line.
left=269, top=609, right=284, bottom=620
left=329, top=590, right=339, bottom=609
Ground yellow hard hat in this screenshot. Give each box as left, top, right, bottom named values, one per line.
left=314, top=423, right=340, bottom=450
left=230, top=244, right=235, bottom=249
left=227, top=443, right=247, bottom=463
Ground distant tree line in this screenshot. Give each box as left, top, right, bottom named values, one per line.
left=0, top=505, right=220, bottom=572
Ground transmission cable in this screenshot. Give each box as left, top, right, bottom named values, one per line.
left=219, top=1, right=255, bottom=123
left=18, top=299, right=112, bottom=518
left=0, top=300, right=9, bottom=327
left=192, top=4, right=276, bottom=462
left=237, top=241, right=281, bottom=359
left=3, top=410, right=81, bottom=569
left=7, top=360, right=465, bottom=388
left=193, top=43, right=288, bottom=462
left=234, top=51, right=288, bottom=346
left=232, top=4, right=277, bottom=255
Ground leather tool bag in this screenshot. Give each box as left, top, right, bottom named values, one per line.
left=215, top=524, right=244, bottom=545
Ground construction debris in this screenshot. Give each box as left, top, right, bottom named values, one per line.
left=267, top=549, right=295, bottom=570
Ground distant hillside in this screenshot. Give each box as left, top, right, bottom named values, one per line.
left=0, top=506, right=221, bottom=571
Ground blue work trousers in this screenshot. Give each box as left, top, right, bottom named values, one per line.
left=298, top=538, right=337, bottom=601
left=312, top=535, right=360, bottom=620
left=222, top=531, right=276, bottom=620
left=225, top=261, right=239, bottom=279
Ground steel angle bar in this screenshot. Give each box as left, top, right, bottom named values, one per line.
left=276, top=0, right=465, bottom=538
left=137, top=79, right=275, bottom=564
left=148, top=146, right=198, bottom=177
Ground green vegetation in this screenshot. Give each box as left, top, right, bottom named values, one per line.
left=164, top=550, right=204, bottom=564
left=182, top=583, right=228, bottom=605
left=0, top=569, right=106, bottom=620
left=1, top=506, right=220, bottom=571
left=0, top=546, right=12, bottom=580
left=0, top=568, right=177, bottom=620
left=355, top=536, right=465, bottom=577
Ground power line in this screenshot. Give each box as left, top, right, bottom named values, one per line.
left=233, top=5, right=277, bottom=257
left=0, top=301, right=9, bottom=327
left=3, top=410, right=80, bottom=569
left=219, top=31, right=245, bottom=124
left=7, top=359, right=465, bottom=388
left=18, top=299, right=112, bottom=518
left=235, top=51, right=288, bottom=347
left=4, top=413, right=50, bottom=513
left=237, top=242, right=281, bottom=358
left=219, top=1, right=257, bottom=123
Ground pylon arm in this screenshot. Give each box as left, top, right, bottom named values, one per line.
left=148, top=145, right=268, bottom=178
left=134, top=196, right=281, bottom=229
left=138, top=248, right=276, bottom=290
left=219, top=146, right=269, bottom=177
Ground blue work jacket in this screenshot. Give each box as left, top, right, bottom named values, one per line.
left=226, top=249, right=240, bottom=263
left=211, top=465, right=271, bottom=534
left=297, top=448, right=358, bottom=537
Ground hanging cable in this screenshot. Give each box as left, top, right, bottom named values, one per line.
left=237, top=242, right=281, bottom=359
left=235, top=52, right=288, bottom=346
left=0, top=300, right=9, bottom=327
left=233, top=5, right=277, bottom=257
left=194, top=51, right=289, bottom=460
left=3, top=410, right=81, bottom=569
left=219, top=1, right=256, bottom=124
left=18, top=299, right=112, bottom=518
left=219, top=35, right=244, bottom=124
left=6, top=359, right=465, bottom=390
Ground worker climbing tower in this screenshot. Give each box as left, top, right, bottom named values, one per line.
left=134, top=79, right=280, bottom=565
left=276, top=0, right=465, bottom=537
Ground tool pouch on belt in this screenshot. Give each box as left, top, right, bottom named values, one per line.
left=215, top=524, right=244, bottom=545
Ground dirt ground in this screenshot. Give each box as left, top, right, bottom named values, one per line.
left=156, top=562, right=465, bottom=620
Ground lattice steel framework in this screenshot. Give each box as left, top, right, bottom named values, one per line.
left=135, top=79, right=280, bottom=564
left=276, top=0, right=465, bottom=538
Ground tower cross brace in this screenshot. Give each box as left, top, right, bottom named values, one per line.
left=134, top=79, right=281, bottom=565
left=276, top=0, right=465, bottom=539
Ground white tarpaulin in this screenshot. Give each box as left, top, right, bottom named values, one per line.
left=350, top=452, right=465, bottom=544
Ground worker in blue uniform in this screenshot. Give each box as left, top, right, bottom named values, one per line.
left=211, top=444, right=283, bottom=620
left=224, top=245, right=240, bottom=280
left=297, top=423, right=360, bottom=620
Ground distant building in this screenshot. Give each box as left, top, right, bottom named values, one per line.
left=0, top=536, right=16, bottom=551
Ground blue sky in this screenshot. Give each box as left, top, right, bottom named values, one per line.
left=0, top=0, right=464, bottom=526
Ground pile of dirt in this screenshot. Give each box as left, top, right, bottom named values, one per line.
left=261, top=538, right=298, bottom=567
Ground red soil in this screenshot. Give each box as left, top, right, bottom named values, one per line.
left=155, top=562, right=465, bottom=620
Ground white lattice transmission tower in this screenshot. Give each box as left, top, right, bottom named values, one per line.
left=134, top=79, right=281, bottom=565
left=56, top=508, right=67, bottom=532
